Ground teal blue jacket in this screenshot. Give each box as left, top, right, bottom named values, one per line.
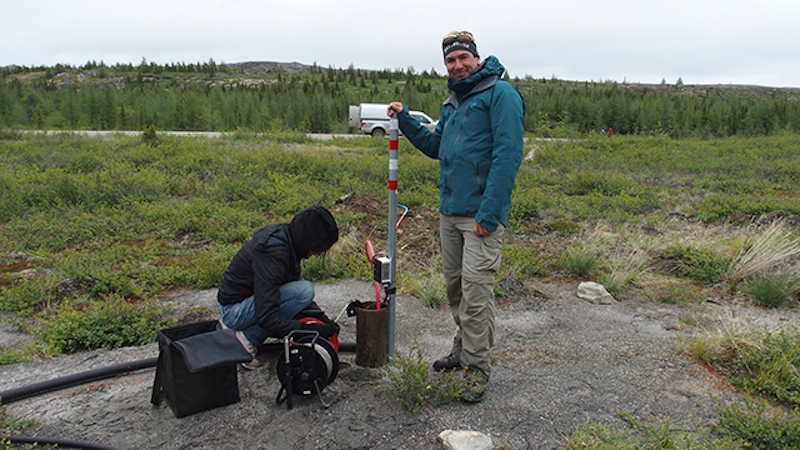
left=397, top=56, right=525, bottom=231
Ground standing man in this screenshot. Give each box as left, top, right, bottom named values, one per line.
left=217, top=205, right=340, bottom=369
left=388, top=31, right=524, bottom=402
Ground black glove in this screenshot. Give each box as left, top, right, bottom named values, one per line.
left=301, top=321, right=340, bottom=338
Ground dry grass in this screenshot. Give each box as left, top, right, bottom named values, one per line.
left=726, top=220, right=800, bottom=287
left=599, top=248, right=650, bottom=295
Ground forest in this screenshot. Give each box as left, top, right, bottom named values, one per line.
left=2, top=59, right=800, bottom=138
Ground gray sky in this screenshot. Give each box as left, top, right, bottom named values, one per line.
left=3, top=0, right=799, bottom=87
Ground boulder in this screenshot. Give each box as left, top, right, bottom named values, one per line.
left=577, top=281, right=615, bottom=304
left=438, top=430, right=493, bottom=450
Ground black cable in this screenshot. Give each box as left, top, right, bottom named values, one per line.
left=0, top=341, right=355, bottom=449
left=4, top=435, right=124, bottom=450
left=0, top=357, right=158, bottom=405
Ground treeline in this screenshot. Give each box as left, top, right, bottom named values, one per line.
left=2, top=60, right=799, bottom=138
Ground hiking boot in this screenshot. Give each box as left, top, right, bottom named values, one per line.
left=461, top=367, right=489, bottom=403
left=236, top=331, right=263, bottom=370
left=433, top=353, right=463, bottom=372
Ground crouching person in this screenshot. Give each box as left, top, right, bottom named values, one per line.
left=217, top=205, right=340, bottom=369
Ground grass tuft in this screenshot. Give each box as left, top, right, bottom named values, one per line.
left=727, top=220, right=800, bottom=290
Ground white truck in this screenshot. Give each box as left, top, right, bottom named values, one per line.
left=348, top=103, right=438, bottom=137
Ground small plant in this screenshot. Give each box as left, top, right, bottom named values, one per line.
left=726, top=220, right=800, bottom=291
left=383, top=343, right=471, bottom=413
left=711, top=397, right=800, bottom=450
left=564, top=413, right=740, bottom=450
left=142, top=123, right=158, bottom=143
left=745, top=275, right=798, bottom=308
left=1, top=403, right=41, bottom=450
left=0, top=129, right=21, bottom=141
left=665, top=244, right=731, bottom=286
left=501, top=244, right=547, bottom=279
left=406, top=273, right=447, bottom=309
left=684, top=324, right=800, bottom=408
left=38, top=295, right=173, bottom=355
left=598, top=249, right=649, bottom=295
left=547, top=219, right=582, bottom=233
left=559, top=245, right=603, bottom=278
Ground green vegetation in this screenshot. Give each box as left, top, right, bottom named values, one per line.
left=2, top=133, right=800, bottom=361
left=3, top=61, right=800, bottom=138
left=560, top=244, right=603, bottom=278
left=565, top=412, right=742, bottom=450
left=383, top=342, right=472, bottom=413
left=1, top=125, right=800, bottom=447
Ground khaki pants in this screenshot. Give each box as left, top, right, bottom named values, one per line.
left=439, top=214, right=504, bottom=377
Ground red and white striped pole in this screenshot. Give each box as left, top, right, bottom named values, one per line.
left=387, top=114, right=398, bottom=358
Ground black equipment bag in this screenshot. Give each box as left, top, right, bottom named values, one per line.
left=150, top=320, right=252, bottom=418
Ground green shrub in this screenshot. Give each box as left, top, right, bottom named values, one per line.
left=711, top=398, right=800, bottom=450
left=0, top=278, right=52, bottom=317
left=501, top=244, right=547, bottom=279
left=547, top=219, right=583, bottom=233
left=731, top=328, right=800, bottom=407
left=142, top=124, right=157, bottom=143
left=665, top=244, right=731, bottom=285
left=564, top=413, right=741, bottom=450
left=39, top=296, right=173, bottom=355
left=383, top=344, right=471, bottom=414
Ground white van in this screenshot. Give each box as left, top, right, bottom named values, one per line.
left=348, top=103, right=438, bottom=137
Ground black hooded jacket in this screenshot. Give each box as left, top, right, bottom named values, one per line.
left=216, top=206, right=338, bottom=338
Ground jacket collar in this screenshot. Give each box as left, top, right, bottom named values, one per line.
left=443, top=55, right=505, bottom=108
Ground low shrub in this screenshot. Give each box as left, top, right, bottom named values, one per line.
left=39, top=296, right=173, bottom=355
left=383, top=343, right=471, bottom=414
left=501, top=244, right=547, bottom=279
left=564, top=413, right=741, bottom=450
left=711, top=398, right=800, bottom=450
left=665, top=244, right=731, bottom=285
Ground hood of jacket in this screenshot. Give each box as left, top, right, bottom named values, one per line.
left=288, top=206, right=339, bottom=259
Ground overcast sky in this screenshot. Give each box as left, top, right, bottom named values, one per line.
left=3, top=0, right=799, bottom=88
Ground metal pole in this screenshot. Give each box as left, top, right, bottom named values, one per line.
left=387, top=115, right=398, bottom=359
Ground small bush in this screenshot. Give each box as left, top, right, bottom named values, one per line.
left=0, top=278, right=53, bottom=317
left=686, top=325, right=800, bottom=408
left=39, top=296, right=173, bottom=355
left=564, top=412, right=741, bottom=450
left=644, top=281, right=703, bottom=304
left=142, top=124, right=158, bottom=143
left=711, top=398, right=800, bottom=450
left=501, top=244, right=547, bottom=279
left=665, top=244, right=731, bottom=285
left=383, top=344, right=471, bottom=413
left=547, top=219, right=582, bottom=233
left=732, top=328, right=800, bottom=407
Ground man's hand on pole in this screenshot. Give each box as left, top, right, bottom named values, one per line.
left=387, top=102, right=403, bottom=117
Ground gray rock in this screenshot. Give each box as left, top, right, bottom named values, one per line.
left=577, top=281, right=616, bottom=304
left=438, top=430, right=493, bottom=450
